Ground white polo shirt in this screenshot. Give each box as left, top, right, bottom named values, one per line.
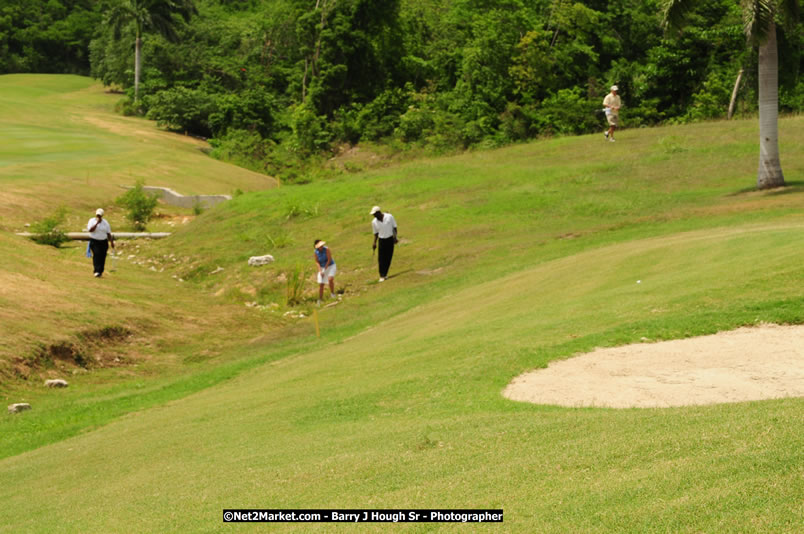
left=372, top=213, right=397, bottom=238
left=87, top=218, right=112, bottom=240
left=603, top=93, right=621, bottom=116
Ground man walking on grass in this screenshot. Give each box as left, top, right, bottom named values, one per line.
left=370, top=206, right=397, bottom=282
left=603, top=85, right=621, bottom=142
left=87, top=208, right=114, bottom=277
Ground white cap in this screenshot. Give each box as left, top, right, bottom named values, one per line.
left=610, top=85, right=619, bottom=91
left=370, top=206, right=381, bottom=215
left=96, top=208, right=104, bottom=216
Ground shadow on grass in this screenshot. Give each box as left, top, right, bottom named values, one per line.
left=386, top=269, right=414, bottom=280
left=727, top=180, right=804, bottom=197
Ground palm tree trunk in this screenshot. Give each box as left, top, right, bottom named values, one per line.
left=756, top=22, right=785, bottom=189
left=727, top=68, right=742, bottom=120
left=134, top=35, right=142, bottom=103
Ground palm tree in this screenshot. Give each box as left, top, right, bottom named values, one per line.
left=663, top=0, right=798, bottom=190
left=106, top=0, right=197, bottom=103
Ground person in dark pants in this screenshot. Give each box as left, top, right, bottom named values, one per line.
left=86, top=208, right=115, bottom=277
left=370, top=206, right=397, bottom=282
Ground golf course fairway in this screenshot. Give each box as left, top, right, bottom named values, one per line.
left=1, top=75, right=802, bottom=533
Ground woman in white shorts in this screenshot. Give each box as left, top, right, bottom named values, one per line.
left=314, top=239, right=337, bottom=305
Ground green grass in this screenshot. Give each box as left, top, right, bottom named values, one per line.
left=0, top=74, right=275, bottom=230
left=0, top=75, right=803, bottom=532
left=0, top=74, right=283, bottom=377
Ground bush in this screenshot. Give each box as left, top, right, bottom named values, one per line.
left=115, top=98, right=144, bottom=117
left=30, top=207, right=69, bottom=248
left=145, top=87, right=216, bottom=137
left=290, top=104, right=331, bottom=156
left=395, top=106, right=435, bottom=142
left=780, top=80, right=804, bottom=113
left=115, top=180, right=159, bottom=231
left=682, top=69, right=733, bottom=122
left=534, top=88, right=600, bottom=136
left=356, top=88, right=411, bottom=141
left=499, top=102, right=532, bottom=142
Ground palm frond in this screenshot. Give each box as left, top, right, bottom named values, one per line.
left=743, top=0, right=776, bottom=44
left=106, top=2, right=139, bottom=39
left=661, top=0, right=698, bottom=35
left=778, top=0, right=800, bottom=30
left=143, top=0, right=197, bottom=42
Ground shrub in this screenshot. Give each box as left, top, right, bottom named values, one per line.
left=780, top=80, right=804, bottom=113
left=30, top=207, right=69, bottom=248
left=209, top=129, right=271, bottom=173
left=534, top=88, right=600, bottom=135
left=290, top=104, right=331, bottom=155
left=115, top=180, right=159, bottom=231
left=115, top=98, right=144, bottom=117
left=682, top=69, right=733, bottom=122
left=145, top=87, right=215, bottom=137
left=356, top=88, right=411, bottom=141
left=396, top=106, right=436, bottom=142
left=499, top=102, right=532, bottom=142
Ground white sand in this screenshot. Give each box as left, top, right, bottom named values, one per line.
left=504, top=324, right=804, bottom=408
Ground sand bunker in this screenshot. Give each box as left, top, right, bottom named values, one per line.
left=504, top=324, right=804, bottom=408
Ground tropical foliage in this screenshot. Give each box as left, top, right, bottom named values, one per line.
left=2, top=0, right=802, bottom=182
left=664, top=0, right=800, bottom=188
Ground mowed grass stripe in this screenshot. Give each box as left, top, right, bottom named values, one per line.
left=1, top=225, right=802, bottom=532
left=0, top=74, right=275, bottom=226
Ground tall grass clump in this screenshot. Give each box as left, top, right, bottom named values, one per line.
left=29, top=207, right=69, bottom=247
left=285, top=265, right=308, bottom=306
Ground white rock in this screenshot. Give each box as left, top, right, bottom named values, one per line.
left=8, top=403, right=31, bottom=414
left=45, top=379, right=69, bottom=388
left=248, top=255, right=275, bottom=267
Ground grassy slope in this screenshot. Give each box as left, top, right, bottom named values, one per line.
left=143, top=114, right=804, bottom=328
left=0, top=75, right=803, bottom=532
left=0, top=75, right=283, bottom=377
left=2, top=225, right=803, bottom=533
left=0, top=74, right=275, bottom=230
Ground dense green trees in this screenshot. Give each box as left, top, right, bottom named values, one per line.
left=2, top=0, right=801, bottom=184
left=0, top=0, right=101, bottom=74
left=105, top=0, right=197, bottom=102
left=664, top=0, right=799, bottom=189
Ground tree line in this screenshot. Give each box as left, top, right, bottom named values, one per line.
left=2, top=0, right=802, bottom=185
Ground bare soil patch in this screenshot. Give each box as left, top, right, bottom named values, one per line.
left=504, top=324, right=804, bottom=408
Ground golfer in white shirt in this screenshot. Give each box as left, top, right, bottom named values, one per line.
left=370, top=206, right=397, bottom=282
left=87, top=208, right=115, bottom=277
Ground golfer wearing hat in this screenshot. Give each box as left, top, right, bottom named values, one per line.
left=87, top=208, right=115, bottom=277
left=370, top=206, right=397, bottom=282
left=314, top=239, right=337, bottom=304
left=603, top=85, right=621, bottom=142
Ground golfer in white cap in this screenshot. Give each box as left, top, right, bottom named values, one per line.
left=87, top=208, right=114, bottom=277
left=370, top=206, right=397, bottom=282
left=603, top=85, right=621, bottom=142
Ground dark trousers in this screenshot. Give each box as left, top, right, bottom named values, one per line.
left=90, top=238, right=109, bottom=274
left=377, top=237, right=395, bottom=277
